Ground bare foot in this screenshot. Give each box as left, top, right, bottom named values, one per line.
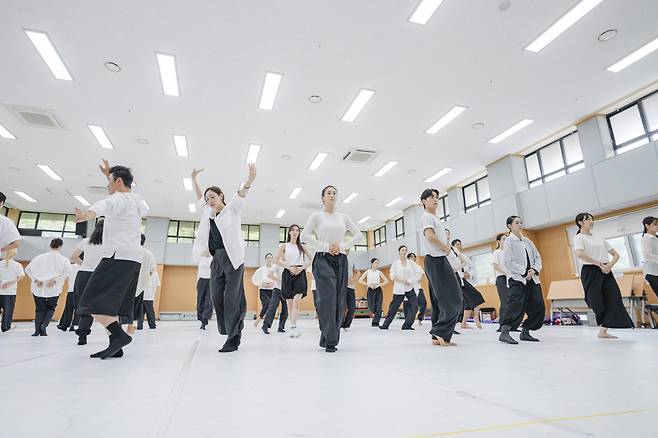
left=598, top=331, right=618, bottom=339
left=475, top=320, right=482, bottom=329
left=431, top=337, right=450, bottom=347
left=126, top=324, right=136, bottom=335
left=460, top=323, right=473, bottom=329
left=448, top=341, right=458, bottom=346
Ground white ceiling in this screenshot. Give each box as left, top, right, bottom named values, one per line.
left=2, top=0, right=658, bottom=229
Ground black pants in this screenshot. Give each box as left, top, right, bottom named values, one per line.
left=381, top=290, right=418, bottom=329
left=581, top=265, right=633, bottom=328
left=403, top=289, right=427, bottom=322
left=342, top=287, right=356, bottom=328
left=501, top=278, right=545, bottom=331
left=133, top=291, right=145, bottom=325
left=0, top=295, right=16, bottom=332
left=462, top=279, right=485, bottom=310
left=33, top=295, right=59, bottom=333
left=495, top=275, right=510, bottom=325
left=58, top=292, right=77, bottom=329
left=210, top=248, right=246, bottom=340
left=258, top=289, right=273, bottom=319
left=73, top=270, right=94, bottom=337
left=196, top=278, right=213, bottom=323
left=263, top=288, right=288, bottom=331
left=425, top=255, right=463, bottom=342
left=645, top=274, right=658, bottom=299
left=141, top=300, right=156, bottom=329
left=312, top=252, right=348, bottom=348
left=367, top=287, right=383, bottom=326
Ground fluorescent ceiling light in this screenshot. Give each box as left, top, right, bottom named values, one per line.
left=524, top=0, right=603, bottom=53
left=182, top=177, right=193, bottom=191
left=37, top=164, right=63, bottom=181
left=424, top=167, right=453, bottom=183
left=0, top=123, right=16, bottom=139
left=276, top=209, right=286, bottom=219
left=14, top=191, right=37, bottom=203
left=341, top=89, right=375, bottom=122
left=74, top=195, right=90, bottom=206
left=288, top=187, right=302, bottom=199
left=425, top=106, right=467, bottom=134
left=156, top=53, right=180, bottom=96
left=606, top=37, right=658, bottom=72
left=357, top=216, right=371, bottom=224
left=87, top=125, right=114, bottom=149
left=385, top=197, right=403, bottom=207
left=173, top=134, right=188, bottom=157
left=308, top=152, right=328, bottom=170
left=24, top=29, right=73, bottom=80
left=246, top=143, right=261, bottom=163
left=188, top=203, right=197, bottom=213
left=409, top=0, right=445, bottom=25
left=259, top=72, right=283, bottom=110
left=342, top=192, right=359, bottom=204
left=374, top=161, right=399, bottom=177
left=488, top=119, right=534, bottom=144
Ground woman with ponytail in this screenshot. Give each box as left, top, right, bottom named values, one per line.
left=641, top=216, right=658, bottom=299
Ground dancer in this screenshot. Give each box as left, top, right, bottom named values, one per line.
left=252, top=253, right=276, bottom=327
left=403, top=252, right=427, bottom=325
left=74, top=160, right=148, bottom=358
left=57, top=262, right=80, bottom=331
left=492, top=233, right=511, bottom=332
left=499, top=215, right=545, bottom=345
left=0, top=192, right=21, bottom=254
left=574, top=213, right=633, bottom=338
left=70, top=219, right=105, bottom=346
left=275, top=224, right=310, bottom=338
left=196, top=251, right=213, bottom=329
left=261, top=260, right=287, bottom=335
left=451, top=239, right=485, bottom=329
left=25, top=238, right=73, bottom=336
left=419, top=189, right=463, bottom=347
left=641, top=216, right=658, bottom=299
left=129, top=234, right=157, bottom=332
left=191, top=164, right=257, bottom=353
left=140, top=270, right=159, bottom=329
left=0, top=248, right=24, bottom=332
left=358, top=258, right=389, bottom=327
left=342, top=250, right=359, bottom=330
left=380, top=245, right=419, bottom=330
left=301, top=185, right=362, bottom=353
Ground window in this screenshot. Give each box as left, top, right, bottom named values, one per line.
left=394, top=217, right=405, bottom=239
left=462, top=176, right=491, bottom=212
left=373, top=226, right=386, bottom=248
left=242, top=224, right=260, bottom=247
left=607, top=90, right=658, bottom=154
left=279, top=226, right=304, bottom=243
left=17, top=211, right=77, bottom=238
left=167, top=220, right=199, bottom=243
left=605, top=236, right=633, bottom=271
left=438, top=195, right=450, bottom=222
left=525, top=132, right=584, bottom=188
left=467, top=252, right=495, bottom=285
left=353, top=231, right=368, bottom=252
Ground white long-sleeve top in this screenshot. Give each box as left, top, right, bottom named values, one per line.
left=0, top=259, right=24, bottom=296
left=25, top=250, right=73, bottom=297
left=390, top=259, right=415, bottom=294
left=66, top=264, right=80, bottom=293
left=252, top=265, right=277, bottom=290
left=503, top=233, right=542, bottom=285
left=301, top=211, right=362, bottom=254
left=409, top=260, right=425, bottom=294
left=197, top=255, right=212, bottom=279
left=0, top=215, right=21, bottom=251
left=76, top=238, right=104, bottom=272
left=642, top=234, right=658, bottom=276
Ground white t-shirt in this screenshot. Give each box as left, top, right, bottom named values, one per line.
left=409, top=260, right=424, bottom=294
left=641, top=234, right=658, bottom=276
left=25, top=250, right=73, bottom=298
left=66, top=264, right=80, bottom=292
left=271, top=264, right=283, bottom=290
left=366, top=269, right=382, bottom=287
left=390, top=260, right=415, bottom=295
left=0, top=215, right=21, bottom=251
left=0, top=259, right=24, bottom=296
left=136, top=247, right=157, bottom=293
left=197, top=255, right=212, bottom=279
left=89, top=192, right=148, bottom=262
left=492, top=248, right=507, bottom=276
left=144, top=271, right=160, bottom=301
left=252, top=265, right=276, bottom=290
left=573, top=233, right=612, bottom=265
left=76, top=238, right=104, bottom=272
left=301, top=211, right=362, bottom=253
left=420, top=211, right=449, bottom=257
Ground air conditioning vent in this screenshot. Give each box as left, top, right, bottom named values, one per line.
left=46, top=188, right=72, bottom=196
left=300, top=202, right=322, bottom=210
left=5, top=104, right=64, bottom=129
left=342, top=149, right=377, bottom=163
left=88, top=186, right=108, bottom=194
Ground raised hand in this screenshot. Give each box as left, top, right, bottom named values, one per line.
left=74, top=207, right=87, bottom=223
left=99, top=159, right=111, bottom=178
left=191, top=168, right=204, bottom=179
left=246, top=163, right=257, bottom=185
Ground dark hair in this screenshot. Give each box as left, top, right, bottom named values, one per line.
left=642, top=216, right=658, bottom=236
left=398, top=245, right=407, bottom=252
left=495, top=233, right=507, bottom=249
left=321, top=185, right=337, bottom=198
left=0, top=191, right=5, bottom=204
left=506, top=215, right=521, bottom=231
left=451, top=239, right=461, bottom=246
left=286, top=224, right=309, bottom=259
left=574, top=212, right=593, bottom=234
left=50, top=238, right=63, bottom=249
left=265, top=253, right=273, bottom=258
left=407, top=252, right=416, bottom=259
left=370, top=258, right=379, bottom=265
left=109, top=165, right=134, bottom=188
left=89, top=219, right=104, bottom=245
left=420, top=188, right=439, bottom=208
left=204, top=186, right=225, bottom=204
left=140, top=233, right=146, bottom=246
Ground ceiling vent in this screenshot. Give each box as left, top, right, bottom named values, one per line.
left=342, top=149, right=377, bottom=163
left=300, top=202, right=322, bottom=210
left=5, top=104, right=64, bottom=129
left=46, top=188, right=72, bottom=196
left=88, top=186, right=108, bottom=195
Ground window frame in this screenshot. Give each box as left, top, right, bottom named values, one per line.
left=524, top=131, right=584, bottom=187
left=438, top=195, right=450, bottom=222
left=607, top=89, right=658, bottom=154
left=462, top=176, right=491, bottom=213
left=373, top=225, right=387, bottom=248
left=167, top=220, right=200, bottom=243
left=394, top=217, right=405, bottom=240
left=242, top=224, right=260, bottom=247
left=353, top=231, right=368, bottom=252
left=17, top=211, right=78, bottom=238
